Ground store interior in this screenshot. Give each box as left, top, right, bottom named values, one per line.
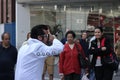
left=17, top=0, right=120, bottom=45
left=30, top=4, right=119, bottom=41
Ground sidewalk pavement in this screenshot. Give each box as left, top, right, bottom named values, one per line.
left=45, top=77, right=60, bottom=80
left=45, top=57, right=120, bottom=80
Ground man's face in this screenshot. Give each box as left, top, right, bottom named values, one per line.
left=2, top=34, right=10, bottom=46
left=82, top=32, right=87, bottom=39
left=42, top=34, right=49, bottom=44
left=40, top=29, right=49, bottom=44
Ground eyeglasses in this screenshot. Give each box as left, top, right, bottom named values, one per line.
left=41, top=34, right=49, bottom=38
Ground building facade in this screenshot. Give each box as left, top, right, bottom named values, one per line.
left=0, top=0, right=16, bottom=46
left=16, top=0, right=120, bottom=48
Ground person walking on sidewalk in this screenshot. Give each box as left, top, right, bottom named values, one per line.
left=89, top=27, right=114, bottom=80
left=59, top=30, right=85, bottom=80
left=0, top=32, right=17, bottom=80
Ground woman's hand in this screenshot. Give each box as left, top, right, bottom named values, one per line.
left=101, top=47, right=106, bottom=51
left=91, top=47, right=95, bottom=49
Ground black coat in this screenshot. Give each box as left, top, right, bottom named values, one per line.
left=79, top=39, right=89, bottom=58
left=0, top=44, right=17, bottom=80
left=89, top=36, right=112, bottom=67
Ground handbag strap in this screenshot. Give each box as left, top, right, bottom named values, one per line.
left=75, top=43, right=84, bottom=57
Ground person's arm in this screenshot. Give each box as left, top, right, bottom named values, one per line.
left=89, top=38, right=112, bottom=56
left=13, top=47, right=18, bottom=64
left=89, top=40, right=102, bottom=56
left=35, top=39, right=64, bottom=57
left=88, top=36, right=96, bottom=49
left=114, top=42, right=119, bottom=54
left=59, top=47, right=66, bottom=79
left=59, top=51, right=65, bottom=75
left=13, top=47, right=18, bottom=71
left=78, top=43, right=86, bottom=58
left=89, top=40, right=96, bottom=55
left=101, top=38, right=112, bottom=56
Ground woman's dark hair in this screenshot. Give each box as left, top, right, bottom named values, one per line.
left=65, top=30, right=76, bottom=39
left=31, top=24, right=48, bottom=39
left=95, top=27, right=103, bottom=33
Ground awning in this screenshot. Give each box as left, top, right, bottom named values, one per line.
left=17, top=0, right=120, bottom=5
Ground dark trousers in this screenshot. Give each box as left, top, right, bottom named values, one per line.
left=94, top=66, right=114, bottom=80
left=64, top=73, right=80, bottom=80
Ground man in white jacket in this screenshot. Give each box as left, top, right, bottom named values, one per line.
left=15, top=25, right=64, bottom=80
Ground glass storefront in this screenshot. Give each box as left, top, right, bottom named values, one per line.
left=28, top=2, right=120, bottom=45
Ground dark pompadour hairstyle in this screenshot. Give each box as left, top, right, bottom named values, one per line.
left=30, top=24, right=49, bottom=39
left=65, top=30, right=76, bottom=39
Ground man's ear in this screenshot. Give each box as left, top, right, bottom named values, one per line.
left=38, top=36, right=42, bottom=41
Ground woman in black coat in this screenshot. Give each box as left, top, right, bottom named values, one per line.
left=89, top=27, right=114, bottom=80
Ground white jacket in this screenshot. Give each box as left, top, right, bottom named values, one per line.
left=15, top=38, right=64, bottom=80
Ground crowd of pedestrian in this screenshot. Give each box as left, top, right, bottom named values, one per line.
left=0, top=24, right=119, bottom=80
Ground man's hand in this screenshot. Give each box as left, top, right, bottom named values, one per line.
left=48, top=34, right=55, bottom=42
left=59, top=73, right=64, bottom=79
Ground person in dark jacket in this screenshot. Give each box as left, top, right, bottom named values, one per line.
left=0, top=32, right=18, bottom=80
left=80, top=31, right=89, bottom=60
left=79, top=31, right=90, bottom=79
left=61, top=37, right=67, bottom=45
left=89, top=27, right=114, bottom=80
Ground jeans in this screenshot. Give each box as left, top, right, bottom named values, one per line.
left=89, top=69, right=95, bottom=80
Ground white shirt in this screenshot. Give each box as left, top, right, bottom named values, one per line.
left=15, top=38, right=64, bottom=80
left=89, top=36, right=96, bottom=49
left=69, top=44, right=74, bottom=49
left=89, top=36, right=96, bottom=62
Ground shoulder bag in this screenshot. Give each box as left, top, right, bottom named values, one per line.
left=76, top=44, right=90, bottom=68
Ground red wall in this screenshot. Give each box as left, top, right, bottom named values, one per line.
left=0, top=0, right=15, bottom=23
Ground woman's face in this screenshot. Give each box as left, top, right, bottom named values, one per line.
left=67, top=33, right=74, bottom=44
left=94, top=29, right=103, bottom=39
